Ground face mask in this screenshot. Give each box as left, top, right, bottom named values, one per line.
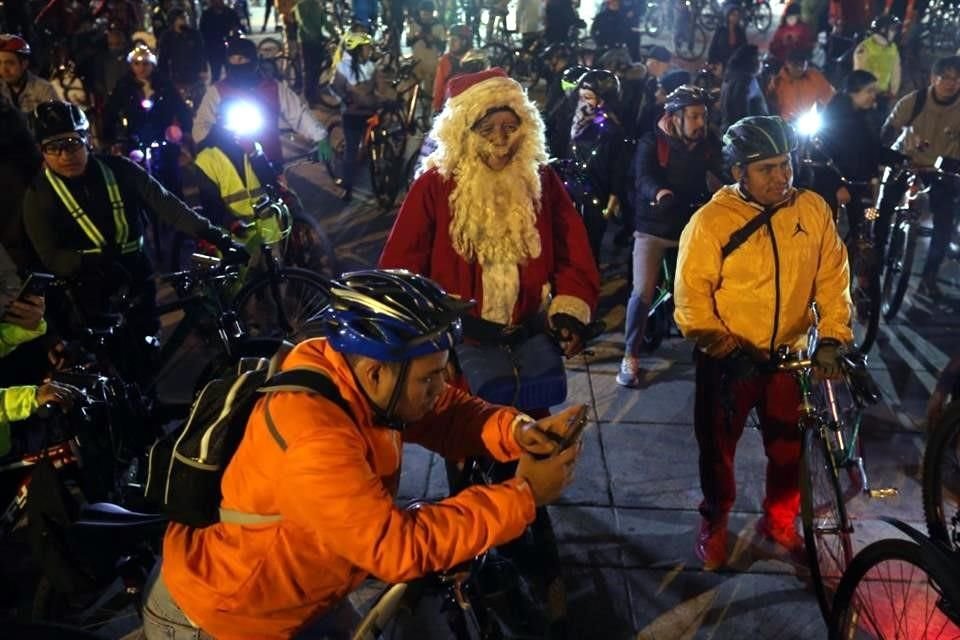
left=226, top=62, right=258, bottom=86
left=577, top=99, right=597, bottom=118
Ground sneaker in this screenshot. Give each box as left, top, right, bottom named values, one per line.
left=616, top=357, right=641, bottom=388
left=756, top=516, right=804, bottom=560
left=695, top=517, right=728, bottom=570
left=918, top=275, right=943, bottom=300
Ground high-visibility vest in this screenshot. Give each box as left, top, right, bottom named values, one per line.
left=44, top=159, right=142, bottom=255
left=858, top=36, right=899, bottom=93
left=195, top=146, right=281, bottom=244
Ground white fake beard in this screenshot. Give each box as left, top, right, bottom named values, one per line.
left=448, top=131, right=543, bottom=267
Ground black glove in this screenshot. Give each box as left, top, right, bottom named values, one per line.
left=550, top=312, right=588, bottom=356
left=813, top=338, right=844, bottom=379
left=208, top=232, right=250, bottom=265
left=720, top=349, right=758, bottom=382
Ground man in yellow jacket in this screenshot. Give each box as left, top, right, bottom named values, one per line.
left=674, top=115, right=852, bottom=570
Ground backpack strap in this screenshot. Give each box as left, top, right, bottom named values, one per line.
left=721, top=191, right=798, bottom=260
left=217, top=368, right=355, bottom=527
left=260, top=368, right=356, bottom=452
left=906, top=88, right=927, bottom=127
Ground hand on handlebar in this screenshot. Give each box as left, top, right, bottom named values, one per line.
left=35, top=381, right=82, bottom=414
left=812, top=339, right=843, bottom=379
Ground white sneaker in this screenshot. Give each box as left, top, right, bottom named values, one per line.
left=616, top=357, right=641, bottom=388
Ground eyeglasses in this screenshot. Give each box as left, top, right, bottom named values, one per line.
left=41, top=137, right=85, bottom=156
left=937, top=74, right=960, bottom=83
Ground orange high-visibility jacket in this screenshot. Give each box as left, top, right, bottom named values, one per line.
left=162, top=338, right=536, bottom=638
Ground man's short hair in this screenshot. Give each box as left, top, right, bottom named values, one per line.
left=647, top=45, right=672, bottom=63
left=786, top=48, right=809, bottom=65
left=844, top=69, right=877, bottom=94
left=344, top=352, right=402, bottom=373
left=932, top=55, right=960, bottom=77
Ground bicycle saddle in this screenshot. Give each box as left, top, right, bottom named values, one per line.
left=76, top=502, right=167, bottom=527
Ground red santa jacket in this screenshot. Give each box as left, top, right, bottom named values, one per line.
left=379, top=165, right=600, bottom=326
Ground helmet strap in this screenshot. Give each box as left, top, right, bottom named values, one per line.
left=351, top=357, right=412, bottom=431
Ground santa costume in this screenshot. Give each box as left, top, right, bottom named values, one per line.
left=379, top=68, right=600, bottom=329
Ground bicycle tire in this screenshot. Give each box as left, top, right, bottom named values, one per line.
left=643, top=3, right=664, bottom=36
left=880, top=220, right=917, bottom=321
left=642, top=300, right=670, bottom=353
left=674, top=22, right=708, bottom=62
left=233, top=267, right=330, bottom=340
left=368, top=109, right=408, bottom=209
left=801, top=424, right=854, bottom=623
left=848, top=242, right=881, bottom=354
left=828, top=538, right=960, bottom=639
left=281, top=212, right=339, bottom=278
left=751, top=1, right=773, bottom=32
left=923, top=401, right=960, bottom=552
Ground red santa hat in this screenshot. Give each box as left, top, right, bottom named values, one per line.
left=443, top=67, right=532, bottom=127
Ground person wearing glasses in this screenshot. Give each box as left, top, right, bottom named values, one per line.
left=20, top=101, right=243, bottom=377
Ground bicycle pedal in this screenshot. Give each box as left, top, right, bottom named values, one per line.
left=868, top=487, right=899, bottom=499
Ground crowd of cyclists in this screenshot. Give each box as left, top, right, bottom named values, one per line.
left=0, top=0, right=959, bottom=635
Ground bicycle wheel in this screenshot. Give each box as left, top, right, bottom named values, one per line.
left=751, top=1, right=773, bottom=32
left=880, top=220, right=918, bottom=321
left=829, top=538, right=960, bottom=639
left=280, top=212, right=339, bottom=278
left=368, top=109, right=408, bottom=209
left=923, top=402, right=960, bottom=551
left=674, top=21, right=708, bottom=61
left=801, top=424, right=854, bottom=622
left=848, top=241, right=881, bottom=354
left=233, top=268, right=330, bottom=339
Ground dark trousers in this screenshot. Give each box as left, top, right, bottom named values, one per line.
left=694, top=351, right=802, bottom=526
left=342, top=112, right=371, bottom=191
left=301, top=40, right=330, bottom=104
left=578, top=200, right=607, bottom=268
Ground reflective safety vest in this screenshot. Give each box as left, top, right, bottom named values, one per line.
left=194, top=145, right=281, bottom=244
left=858, top=37, right=898, bottom=94
left=44, top=159, right=143, bottom=255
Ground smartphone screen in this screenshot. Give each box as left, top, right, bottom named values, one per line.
left=15, top=273, right=54, bottom=302
left=558, top=405, right=589, bottom=451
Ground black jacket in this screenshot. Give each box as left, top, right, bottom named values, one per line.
left=0, top=98, right=40, bottom=270
left=103, top=73, right=194, bottom=148
left=632, top=122, right=723, bottom=239
left=545, top=0, right=582, bottom=43
left=719, top=70, right=769, bottom=131
left=562, top=109, right=626, bottom=208
left=158, top=27, right=207, bottom=84
left=820, top=93, right=884, bottom=183
left=707, top=25, right=748, bottom=66
left=591, top=8, right=634, bottom=50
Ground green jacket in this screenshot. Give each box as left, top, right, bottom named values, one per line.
left=0, top=319, right=46, bottom=456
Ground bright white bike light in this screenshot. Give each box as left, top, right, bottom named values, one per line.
left=223, top=101, right=264, bottom=137
left=796, top=107, right=823, bottom=137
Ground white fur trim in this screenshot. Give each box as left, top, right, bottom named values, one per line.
left=447, top=76, right=531, bottom=126
left=480, top=262, right=520, bottom=324
left=548, top=295, right=591, bottom=325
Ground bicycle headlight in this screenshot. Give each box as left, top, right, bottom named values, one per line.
left=796, top=107, right=823, bottom=137
left=223, top=100, right=264, bottom=138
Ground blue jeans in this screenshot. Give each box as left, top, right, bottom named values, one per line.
left=623, top=233, right=678, bottom=358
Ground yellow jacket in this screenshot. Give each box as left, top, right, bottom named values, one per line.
left=674, top=185, right=852, bottom=360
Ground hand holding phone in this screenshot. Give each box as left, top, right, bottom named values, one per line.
left=2, top=284, right=49, bottom=331
left=521, top=404, right=589, bottom=460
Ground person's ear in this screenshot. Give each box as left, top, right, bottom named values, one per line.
left=731, top=164, right=743, bottom=182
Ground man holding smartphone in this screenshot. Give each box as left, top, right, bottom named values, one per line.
left=21, top=101, right=244, bottom=377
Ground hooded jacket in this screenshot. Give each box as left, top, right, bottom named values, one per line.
left=674, top=185, right=852, bottom=359
left=162, top=338, right=536, bottom=638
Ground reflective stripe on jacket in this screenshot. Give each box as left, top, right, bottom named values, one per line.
left=194, top=146, right=281, bottom=244
left=674, top=185, right=853, bottom=359
left=161, top=338, right=536, bottom=639
left=0, top=319, right=46, bottom=456
left=44, top=159, right=142, bottom=255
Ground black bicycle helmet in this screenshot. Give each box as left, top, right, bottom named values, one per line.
left=319, top=269, right=473, bottom=362
left=560, top=64, right=589, bottom=92
left=870, top=14, right=901, bottom=34
left=543, top=43, right=574, bottom=62
left=722, top=115, right=797, bottom=166
left=578, top=69, right=621, bottom=105
left=32, top=100, right=89, bottom=144
left=664, top=85, right=711, bottom=113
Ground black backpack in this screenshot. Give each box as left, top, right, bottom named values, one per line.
left=144, top=354, right=354, bottom=528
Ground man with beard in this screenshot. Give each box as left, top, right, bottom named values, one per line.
left=378, top=68, right=599, bottom=635
left=675, top=115, right=851, bottom=570
left=617, top=86, right=722, bottom=387
left=193, top=38, right=331, bottom=168
left=380, top=68, right=599, bottom=348
left=563, top=69, right=626, bottom=265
